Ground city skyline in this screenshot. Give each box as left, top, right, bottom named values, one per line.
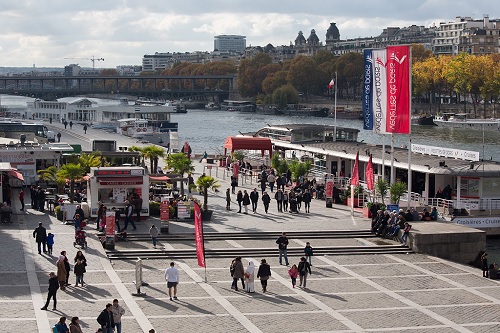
left=0, top=0, right=498, bottom=67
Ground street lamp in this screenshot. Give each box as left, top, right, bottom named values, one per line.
left=119, top=146, right=128, bottom=165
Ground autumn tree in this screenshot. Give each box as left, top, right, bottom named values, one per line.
left=237, top=53, right=275, bottom=97
left=334, top=53, right=363, bottom=100
left=286, top=56, right=323, bottom=99
left=272, top=84, right=299, bottom=109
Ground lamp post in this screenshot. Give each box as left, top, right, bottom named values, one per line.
left=119, top=146, right=128, bottom=165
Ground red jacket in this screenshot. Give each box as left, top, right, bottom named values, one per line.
left=19, top=191, right=24, bottom=201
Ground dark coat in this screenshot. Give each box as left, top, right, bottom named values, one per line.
left=236, top=192, right=243, bottom=203
left=257, top=263, right=271, bottom=278
left=232, top=260, right=245, bottom=279
left=73, top=263, right=86, bottom=276
left=262, top=193, right=271, bottom=204
left=276, top=236, right=289, bottom=249
left=274, top=191, right=284, bottom=201
left=250, top=191, right=259, bottom=203
left=48, top=276, right=59, bottom=293
left=298, top=261, right=312, bottom=276
left=302, top=192, right=312, bottom=203
left=242, top=193, right=250, bottom=205
left=33, top=226, right=47, bottom=242
left=97, top=309, right=114, bottom=328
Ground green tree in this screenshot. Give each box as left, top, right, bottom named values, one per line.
left=128, top=146, right=145, bottom=166
left=390, top=181, right=408, bottom=204
left=375, top=178, right=389, bottom=205
left=271, top=154, right=288, bottom=176
left=237, top=53, right=275, bottom=97
left=37, top=166, right=66, bottom=194
left=231, top=150, right=245, bottom=162
left=272, top=84, right=299, bottom=109
left=67, top=152, right=103, bottom=173
left=142, top=145, right=165, bottom=174
left=57, top=163, right=85, bottom=203
left=286, top=56, right=322, bottom=99
left=196, top=175, right=220, bottom=211
left=287, top=160, right=312, bottom=183
left=334, top=52, right=363, bottom=100
left=164, top=152, right=194, bottom=195
left=445, top=52, right=471, bottom=111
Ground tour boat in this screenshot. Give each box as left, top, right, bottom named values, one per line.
left=434, top=113, right=500, bottom=131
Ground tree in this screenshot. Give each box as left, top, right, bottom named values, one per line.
left=196, top=175, right=220, bottom=211
left=164, top=152, right=194, bottom=195
left=128, top=146, right=145, bottom=166
left=231, top=150, right=245, bottom=162
left=142, top=145, right=165, bottom=174
left=57, top=163, right=85, bottom=203
left=287, top=160, right=311, bottom=183
left=271, top=154, right=288, bottom=176
left=286, top=56, right=322, bottom=98
left=67, top=152, right=102, bottom=173
left=375, top=178, right=389, bottom=205
left=37, top=166, right=66, bottom=194
left=390, top=181, right=408, bottom=204
left=272, top=84, right=299, bottom=109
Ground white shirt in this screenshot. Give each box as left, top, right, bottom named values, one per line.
left=165, top=266, right=179, bottom=283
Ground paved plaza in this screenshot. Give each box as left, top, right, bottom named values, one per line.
left=2, top=123, right=500, bottom=332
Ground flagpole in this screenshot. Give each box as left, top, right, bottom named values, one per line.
left=381, top=135, right=386, bottom=181
left=390, top=133, right=395, bottom=184
left=334, top=71, right=338, bottom=141
left=407, top=135, right=412, bottom=208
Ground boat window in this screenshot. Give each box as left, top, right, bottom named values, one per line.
left=482, top=178, right=500, bottom=197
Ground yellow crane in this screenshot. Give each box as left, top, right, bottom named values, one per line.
left=64, top=55, right=104, bottom=69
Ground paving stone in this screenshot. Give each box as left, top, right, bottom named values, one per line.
left=370, top=275, right=456, bottom=290
left=397, top=289, right=492, bottom=306
left=389, top=253, right=438, bottom=262
left=341, top=308, right=443, bottom=329
left=444, top=273, right=500, bottom=287
left=136, top=298, right=229, bottom=316
left=394, top=328, right=460, bottom=333
left=0, top=272, right=29, bottom=285
left=1, top=320, right=38, bottom=332
left=129, top=281, right=210, bottom=298
left=473, top=286, right=500, bottom=299
left=348, top=263, right=424, bottom=277
left=231, top=294, right=314, bottom=313
left=430, top=304, right=500, bottom=324
left=0, top=301, right=35, bottom=318
left=149, top=315, right=243, bottom=333
left=315, top=291, right=407, bottom=310
left=414, top=262, right=468, bottom=274
left=0, top=286, right=32, bottom=300
left=466, top=324, right=500, bottom=332
left=327, top=254, right=399, bottom=265
left=249, top=312, right=349, bottom=332
left=294, top=237, right=367, bottom=247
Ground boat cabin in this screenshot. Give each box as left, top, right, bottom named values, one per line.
left=254, top=124, right=359, bottom=144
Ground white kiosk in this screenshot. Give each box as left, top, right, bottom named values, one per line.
left=88, top=166, right=149, bottom=218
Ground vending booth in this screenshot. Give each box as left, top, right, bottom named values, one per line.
left=88, top=166, right=149, bottom=218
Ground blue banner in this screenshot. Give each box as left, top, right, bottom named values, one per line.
left=362, top=49, right=373, bottom=130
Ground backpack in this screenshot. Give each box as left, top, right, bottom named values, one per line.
left=229, top=261, right=236, bottom=277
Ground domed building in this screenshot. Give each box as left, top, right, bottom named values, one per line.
left=294, top=31, right=307, bottom=47
left=307, top=29, right=320, bottom=46
left=325, top=22, right=340, bottom=51
left=294, top=29, right=323, bottom=56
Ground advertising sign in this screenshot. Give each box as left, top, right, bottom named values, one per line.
left=194, top=202, right=206, bottom=267
left=160, top=200, right=170, bottom=222
left=325, top=179, right=334, bottom=199
left=453, top=217, right=500, bottom=228
left=177, top=202, right=192, bottom=220
left=411, top=144, right=479, bottom=162
left=105, top=211, right=115, bottom=237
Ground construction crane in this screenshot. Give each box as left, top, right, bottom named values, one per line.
left=64, top=55, right=104, bottom=69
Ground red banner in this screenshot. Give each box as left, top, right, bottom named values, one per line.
left=350, top=152, right=359, bottom=186
left=105, top=211, right=115, bottom=237
left=193, top=202, right=206, bottom=267
left=325, top=179, right=334, bottom=199
left=386, top=45, right=411, bottom=134
left=365, top=154, right=374, bottom=190
left=233, top=162, right=239, bottom=177
left=160, top=200, right=170, bottom=222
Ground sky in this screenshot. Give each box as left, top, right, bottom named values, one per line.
left=0, top=0, right=497, bottom=68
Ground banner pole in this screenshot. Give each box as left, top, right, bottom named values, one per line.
left=350, top=184, right=354, bottom=216
left=408, top=135, right=412, bottom=208
left=382, top=135, right=386, bottom=181
left=390, top=133, right=395, bottom=184
left=334, top=71, right=338, bottom=140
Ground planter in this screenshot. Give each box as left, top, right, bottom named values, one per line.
left=362, top=207, right=372, bottom=218
left=201, top=210, right=213, bottom=221
left=347, top=198, right=360, bottom=208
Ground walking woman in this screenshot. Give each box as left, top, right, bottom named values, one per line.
left=242, top=190, right=250, bottom=214
left=69, top=317, right=83, bottom=333
left=298, top=257, right=312, bottom=289
left=236, top=190, right=243, bottom=213
left=244, top=261, right=255, bottom=293
left=56, top=255, right=67, bottom=291
left=257, top=259, right=271, bottom=293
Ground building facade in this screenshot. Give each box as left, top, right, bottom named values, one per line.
left=214, top=35, right=246, bottom=53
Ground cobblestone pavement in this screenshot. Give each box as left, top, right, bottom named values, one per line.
left=3, top=127, right=500, bottom=332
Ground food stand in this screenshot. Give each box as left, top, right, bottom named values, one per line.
left=88, top=166, right=149, bottom=218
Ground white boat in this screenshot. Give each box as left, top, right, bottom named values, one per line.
left=117, top=118, right=173, bottom=148
left=434, top=113, right=500, bottom=131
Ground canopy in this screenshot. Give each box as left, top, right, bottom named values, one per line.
left=8, top=170, right=24, bottom=182
left=149, top=175, right=171, bottom=182
left=223, top=136, right=272, bottom=157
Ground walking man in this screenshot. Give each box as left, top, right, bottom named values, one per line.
left=165, top=262, right=179, bottom=301
left=230, top=257, right=245, bottom=291
left=40, top=272, right=59, bottom=310
left=33, top=222, right=47, bottom=254
left=267, top=173, right=276, bottom=192
left=83, top=125, right=88, bottom=134
left=123, top=200, right=137, bottom=230
left=111, top=299, right=125, bottom=333
left=19, top=188, right=24, bottom=210
left=298, top=256, right=312, bottom=288
left=149, top=224, right=159, bottom=248
left=57, top=132, right=61, bottom=142
left=225, top=188, right=231, bottom=211
left=69, top=121, right=73, bottom=129
left=250, top=188, right=259, bottom=213
left=303, top=189, right=312, bottom=213
left=64, top=121, right=68, bottom=129
left=276, top=232, right=289, bottom=266
left=96, top=303, right=114, bottom=333
left=274, top=189, right=284, bottom=213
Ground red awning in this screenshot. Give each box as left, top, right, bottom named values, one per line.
left=98, top=177, right=143, bottom=186
left=8, top=170, right=24, bottom=182
left=223, top=136, right=273, bottom=157
left=149, top=175, right=171, bottom=182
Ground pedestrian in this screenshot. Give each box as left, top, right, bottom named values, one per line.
left=236, top=190, right=243, bottom=213
left=73, top=259, right=86, bottom=287
left=288, top=264, right=299, bottom=288
left=111, top=299, right=125, bottom=333
left=123, top=200, right=137, bottom=230
left=199, top=151, right=208, bottom=162
left=230, top=176, right=237, bottom=194
left=64, top=121, right=68, bottom=129
left=298, top=257, right=312, bottom=288
left=46, top=232, right=54, bottom=255
left=283, top=191, right=289, bottom=212
left=55, top=256, right=66, bottom=292
left=112, top=207, right=121, bottom=232
left=244, top=261, right=255, bottom=293
left=69, top=317, right=83, bottom=333
left=262, top=191, right=271, bottom=213
left=73, top=213, right=82, bottom=230
left=57, top=132, right=62, bottom=142
left=96, top=303, right=114, bottom=333
left=69, top=121, right=73, bottom=129
left=99, top=206, right=107, bottom=232
left=30, top=185, right=36, bottom=209
left=250, top=188, right=259, bottom=213
left=267, top=172, right=276, bottom=192
left=303, top=189, right=312, bottom=213
left=225, top=189, right=231, bottom=211
left=133, top=194, right=143, bottom=222
left=41, top=272, right=59, bottom=310
left=482, top=253, right=489, bottom=278
left=401, top=222, right=412, bottom=246
left=37, top=186, right=45, bottom=212
left=257, top=259, right=271, bottom=293
left=83, top=125, right=87, bottom=134
left=304, top=241, right=314, bottom=266
left=73, top=205, right=85, bottom=220
left=33, top=222, right=47, bottom=254
left=230, top=256, right=245, bottom=291
left=276, top=232, right=289, bottom=266
left=61, top=251, right=71, bottom=286
left=19, top=188, right=24, bottom=210
left=274, top=189, right=284, bottom=212
left=242, top=190, right=250, bottom=214
left=74, top=250, right=87, bottom=267
left=54, top=316, right=69, bottom=333
left=164, top=262, right=179, bottom=301
left=149, top=224, right=159, bottom=248
left=296, top=192, right=302, bottom=212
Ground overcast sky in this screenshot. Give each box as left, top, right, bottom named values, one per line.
left=0, top=0, right=497, bottom=68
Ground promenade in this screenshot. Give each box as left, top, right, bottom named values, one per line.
left=2, top=124, right=500, bottom=332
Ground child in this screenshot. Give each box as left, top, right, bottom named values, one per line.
left=73, top=259, right=86, bottom=287
left=401, top=222, right=412, bottom=246
left=481, top=253, right=489, bottom=278
left=149, top=224, right=159, bottom=249
left=304, top=242, right=313, bottom=266
left=288, top=264, right=299, bottom=288
left=46, top=233, right=54, bottom=255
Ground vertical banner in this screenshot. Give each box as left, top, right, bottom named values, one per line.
left=362, top=49, right=374, bottom=130
left=325, top=178, right=334, bottom=199
left=160, top=200, right=170, bottom=222
left=386, top=45, right=411, bottom=134
left=365, top=154, right=374, bottom=190
left=372, top=49, right=388, bottom=134
left=105, top=211, right=115, bottom=237
left=233, top=161, right=239, bottom=178
left=350, top=152, right=360, bottom=186
left=193, top=202, right=206, bottom=268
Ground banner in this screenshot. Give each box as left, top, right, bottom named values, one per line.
left=105, top=211, right=115, bottom=237
left=325, top=178, right=334, bottom=199
left=362, top=49, right=373, bottom=130
left=372, top=49, right=388, bottom=134
left=350, top=152, right=359, bottom=186
left=365, top=154, right=374, bottom=190
left=386, top=45, right=411, bottom=134
left=193, top=202, right=206, bottom=268
left=328, top=79, right=334, bottom=89
left=160, top=200, right=170, bottom=221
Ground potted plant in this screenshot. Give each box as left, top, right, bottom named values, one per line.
left=288, top=160, right=312, bottom=186
left=347, top=185, right=363, bottom=208
left=390, top=181, right=408, bottom=205
left=196, top=175, right=220, bottom=221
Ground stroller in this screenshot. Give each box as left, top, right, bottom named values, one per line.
left=74, top=228, right=87, bottom=248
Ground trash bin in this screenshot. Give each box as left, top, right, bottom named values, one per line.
left=105, top=236, right=115, bottom=250
left=326, top=198, right=333, bottom=208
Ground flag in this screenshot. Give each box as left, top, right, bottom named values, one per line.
left=193, top=202, right=206, bottom=268
left=362, top=49, right=374, bottom=130
left=372, top=49, right=388, bottom=134
left=365, top=154, right=374, bottom=190
left=328, top=79, right=335, bottom=89
left=386, top=45, right=411, bottom=134
left=350, top=152, right=359, bottom=186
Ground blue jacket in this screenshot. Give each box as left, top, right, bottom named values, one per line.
left=54, top=322, right=68, bottom=333
left=46, top=234, right=55, bottom=246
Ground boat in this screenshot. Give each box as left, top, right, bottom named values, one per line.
left=116, top=118, right=176, bottom=147
left=434, top=113, right=500, bottom=131
left=328, top=107, right=363, bottom=120
left=411, top=114, right=437, bottom=126
left=221, top=100, right=256, bottom=112
left=205, top=102, right=220, bottom=110
left=281, top=104, right=329, bottom=117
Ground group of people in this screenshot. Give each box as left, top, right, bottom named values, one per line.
left=29, top=185, right=47, bottom=212
left=96, top=194, right=142, bottom=232
left=228, top=187, right=313, bottom=214
left=371, top=210, right=412, bottom=246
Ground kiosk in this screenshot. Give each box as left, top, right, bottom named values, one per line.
left=88, top=166, right=149, bottom=218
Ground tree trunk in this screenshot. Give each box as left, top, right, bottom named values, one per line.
left=70, top=180, right=75, bottom=203
left=203, top=188, right=208, bottom=211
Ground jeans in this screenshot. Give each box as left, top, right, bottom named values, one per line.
left=300, top=273, right=308, bottom=287
left=76, top=275, right=84, bottom=285
left=283, top=201, right=288, bottom=211
left=101, top=327, right=113, bottom=333
left=269, top=182, right=274, bottom=192
left=37, top=241, right=47, bottom=254
left=279, top=248, right=289, bottom=265
left=402, top=232, right=409, bottom=244
left=124, top=216, right=136, bottom=230
left=152, top=237, right=157, bottom=247
left=43, top=290, right=57, bottom=309
left=306, top=255, right=312, bottom=266
left=114, top=322, right=122, bottom=333
left=277, top=201, right=283, bottom=212
left=252, top=202, right=257, bottom=212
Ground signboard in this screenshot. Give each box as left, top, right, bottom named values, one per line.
left=325, top=179, right=334, bottom=199
left=387, top=204, right=399, bottom=212
left=453, top=217, right=500, bottom=228
left=94, top=169, right=144, bottom=176
left=160, top=200, right=170, bottom=222
left=113, top=188, right=127, bottom=204
left=177, top=202, right=192, bottom=220
left=105, top=211, right=116, bottom=237
left=411, top=144, right=479, bottom=162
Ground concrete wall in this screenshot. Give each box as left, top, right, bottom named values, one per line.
left=406, top=222, right=486, bottom=264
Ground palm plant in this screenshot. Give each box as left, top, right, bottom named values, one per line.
left=75, top=152, right=103, bottom=173
left=196, top=175, right=220, bottom=211
left=390, top=181, right=408, bottom=204
left=375, top=178, right=389, bottom=205
left=128, top=146, right=145, bottom=166
left=37, top=166, right=66, bottom=194
left=57, top=163, right=85, bottom=203
left=165, top=152, right=194, bottom=195
left=288, top=160, right=312, bottom=183
left=142, top=145, right=165, bottom=173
